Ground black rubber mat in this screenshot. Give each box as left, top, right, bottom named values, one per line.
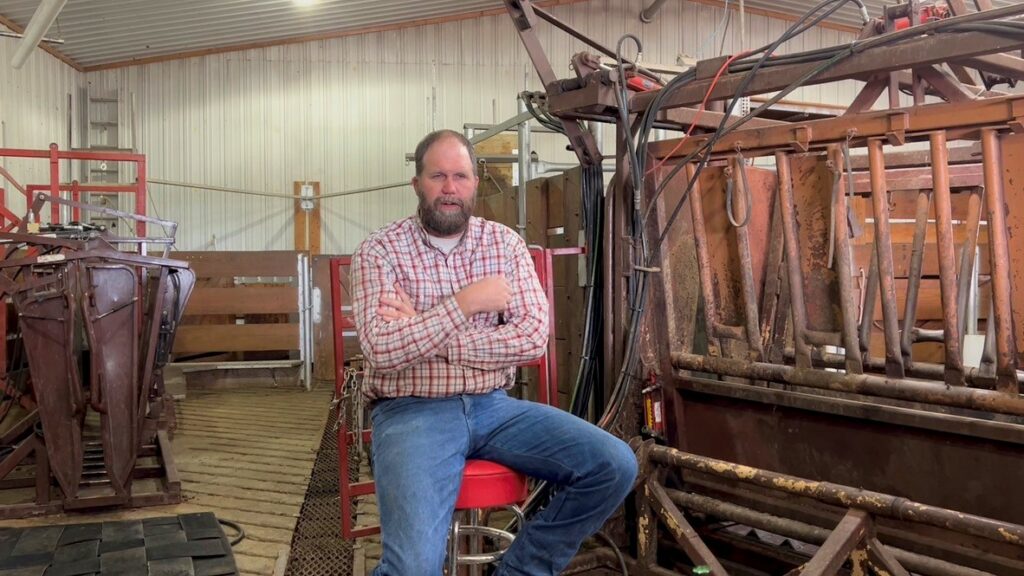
left=0, top=512, right=237, bottom=576
left=284, top=405, right=355, bottom=576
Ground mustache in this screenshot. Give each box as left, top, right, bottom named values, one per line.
left=433, top=197, right=465, bottom=208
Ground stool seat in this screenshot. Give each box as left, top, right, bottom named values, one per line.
left=455, top=460, right=528, bottom=510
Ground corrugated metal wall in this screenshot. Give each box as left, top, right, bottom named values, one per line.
left=81, top=0, right=861, bottom=253
left=0, top=37, right=81, bottom=217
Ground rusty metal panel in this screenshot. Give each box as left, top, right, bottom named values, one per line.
left=999, top=131, right=1024, bottom=367
left=788, top=154, right=843, bottom=335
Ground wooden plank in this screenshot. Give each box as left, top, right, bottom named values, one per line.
left=475, top=134, right=517, bottom=227
left=173, top=251, right=301, bottom=278
left=294, top=181, right=322, bottom=255
left=184, top=287, right=298, bottom=316
left=863, top=278, right=991, bottom=321
left=852, top=243, right=991, bottom=277
left=856, top=222, right=989, bottom=246
left=853, top=189, right=980, bottom=220
left=173, top=324, right=299, bottom=354
left=525, top=178, right=549, bottom=246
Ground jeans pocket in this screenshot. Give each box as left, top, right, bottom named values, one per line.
left=370, top=396, right=415, bottom=427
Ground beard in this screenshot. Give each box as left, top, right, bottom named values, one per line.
left=417, top=191, right=475, bottom=236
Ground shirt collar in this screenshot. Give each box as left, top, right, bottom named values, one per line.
left=413, top=215, right=481, bottom=255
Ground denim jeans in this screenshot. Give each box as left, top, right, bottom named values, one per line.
left=368, top=389, right=637, bottom=576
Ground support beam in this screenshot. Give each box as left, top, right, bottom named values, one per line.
left=10, top=0, right=67, bottom=69
left=0, top=13, right=79, bottom=71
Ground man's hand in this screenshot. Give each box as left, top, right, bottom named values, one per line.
left=454, top=276, right=510, bottom=319
left=378, top=283, right=417, bottom=321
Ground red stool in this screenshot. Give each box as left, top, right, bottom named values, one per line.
left=447, top=460, right=528, bottom=575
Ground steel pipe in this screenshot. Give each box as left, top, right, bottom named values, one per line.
left=11, top=0, right=68, bottom=69
left=639, top=0, right=670, bottom=23
left=648, top=444, right=1024, bottom=547
left=667, top=489, right=998, bottom=576
left=672, top=353, right=1024, bottom=417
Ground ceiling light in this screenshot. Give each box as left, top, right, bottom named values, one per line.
left=293, top=0, right=317, bottom=6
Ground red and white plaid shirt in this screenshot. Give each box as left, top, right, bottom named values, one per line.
left=351, top=216, right=549, bottom=399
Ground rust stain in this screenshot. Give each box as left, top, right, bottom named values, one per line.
left=999, top=527, right=1022, bottom=544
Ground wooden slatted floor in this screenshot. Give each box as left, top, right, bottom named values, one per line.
left=2, top=386, right=333, bottom=576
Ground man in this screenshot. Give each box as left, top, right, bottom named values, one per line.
left=351, top=129, right=637, bottom=576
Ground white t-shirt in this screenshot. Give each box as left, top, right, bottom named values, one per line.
left=426, top=232, right=463, bottom=255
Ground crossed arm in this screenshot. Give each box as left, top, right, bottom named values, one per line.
left=351, top=239, right=549, bottom=373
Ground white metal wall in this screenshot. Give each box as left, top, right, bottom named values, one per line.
left=0, top=37, right=81, bottom=217
left=83, top=0, right=861, bottom=253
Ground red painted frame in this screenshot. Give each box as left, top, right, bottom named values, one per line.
left=0, top=143, right=148, bottom=237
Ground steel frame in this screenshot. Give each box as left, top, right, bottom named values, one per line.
left=0, top=143, right=149, bottom=237
left=505, top=0, right=1024, bottom=574
left=0, top=193, right=192, bottom=519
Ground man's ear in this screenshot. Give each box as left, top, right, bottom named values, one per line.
left=411, top=176, right=419, bottom=191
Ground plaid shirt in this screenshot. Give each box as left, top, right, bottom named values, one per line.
left=351, top=216, right=549, bottom=400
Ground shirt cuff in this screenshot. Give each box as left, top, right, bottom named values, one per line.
left=442, top=297, right=470, bottom=364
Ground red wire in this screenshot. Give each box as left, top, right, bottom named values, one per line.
left=645, top=50, right=752, bottom=176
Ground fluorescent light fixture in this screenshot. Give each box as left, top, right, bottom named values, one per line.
left=293, top=0, right=317, bottom=6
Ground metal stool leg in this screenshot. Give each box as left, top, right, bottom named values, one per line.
left=468, top=509, right=481, bottom=576
left=448, top=513, right=461, bottom=576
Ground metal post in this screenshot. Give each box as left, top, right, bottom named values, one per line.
left=639, top=0, right=670, bottom=23
left=517, top=97, right=531, bottom=239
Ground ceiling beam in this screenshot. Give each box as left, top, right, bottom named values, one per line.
left=0, top=12, right=81, bottom=72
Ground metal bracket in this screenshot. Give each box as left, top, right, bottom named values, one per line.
left=791, top=126, right=812, bottom=153
left=886, top=112, right=911, bottom=146
left=1010, top=99, right=1024, bottom=133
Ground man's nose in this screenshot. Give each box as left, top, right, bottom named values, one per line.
left=442, top=177, right=458, bottom=194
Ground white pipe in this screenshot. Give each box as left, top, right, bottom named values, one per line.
left=640, top=0, right=670, bottom=23
left=11, top=0, right=68, bottom=69
left=0, top=30, right=64, bottom=44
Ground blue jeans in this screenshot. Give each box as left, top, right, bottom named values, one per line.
left=368, top=389, right=637, bottom=576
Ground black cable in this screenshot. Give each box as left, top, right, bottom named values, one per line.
left=598, top=0, right=880, bottom=435
left=218, top=519, right=245, bottom=546
left=595, top=530, right=629, bottom=575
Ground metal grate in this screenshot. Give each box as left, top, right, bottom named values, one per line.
left=284, top=405, right=355, bottom=576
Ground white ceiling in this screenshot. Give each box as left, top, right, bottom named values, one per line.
left=0, top=0, right=1019, bottom=70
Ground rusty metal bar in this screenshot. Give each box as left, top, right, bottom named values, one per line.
left=930, top=132, right=967, bottom=386
left=672, top=353, right=1024, bottom=418
left=687, top=162, right=723, bottom=357
left=636, top=480, right=659, bottom=568
left=900, top=188, right=932, bottom=367
left=648, top=93, right=1024, bottom=162
left=830, top=145, right=863, bottom=373
left=647, top=479, right=730, bottom=575
left=625, top=3, right=1024, bottom=112
left=666, top=489, right=995, bottom=576
left=730, top=155, right=766, bottom=361
left=868, top=139, right=906, bottom=378
left=775, top=152, right=811, bottom=368
left=958, top=187, right=984, bottom=346
left=981, top=129, right=1020, bottom=394
left=783, top=347, right=1024, bottom=388
left=866, top=537, right=913, bottom=576
left=859, top=245, right=879, bottom=358
left=805, top=330, right=843, bottom=348
left=799, top=509, right=871, bottom=576
left=982, top=300, right=998, bottom=379
left=648, top=443, right=1024, bottom=547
